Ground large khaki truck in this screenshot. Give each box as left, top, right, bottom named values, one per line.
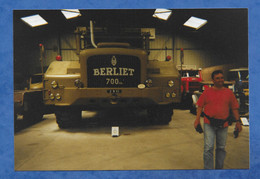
left=43, top=42, right=181, bottom=128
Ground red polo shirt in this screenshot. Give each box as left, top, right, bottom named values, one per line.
left=197, top=87, right=239, bottom=128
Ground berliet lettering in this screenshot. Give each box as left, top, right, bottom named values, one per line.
left=93, top=67, right=135, bottom=76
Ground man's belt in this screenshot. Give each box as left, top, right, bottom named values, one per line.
left=204, top=113, right=230, bottom=128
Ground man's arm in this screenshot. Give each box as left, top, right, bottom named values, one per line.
left=232, top=108, right=242, bottom=132
left=194, top=106, right=203, bottom=129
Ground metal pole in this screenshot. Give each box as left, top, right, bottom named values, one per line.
left=39, top=44, right=44, bottom=75
left=39, top=43, right=45, bottom=99
left=58, top=34, right=62, bottom=56
left=180, top=48, right=184, bottom=78
left=75, top=27, right=81, bottom=55
left=165, top=46, right=167, bottom=61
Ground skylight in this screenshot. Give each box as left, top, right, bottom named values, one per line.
left=153, top=9, right=172, bottom=21
left=61, top=9, right=81, bottom=19
left=21, top=14, right=48, bottom=27
left=183, top=16, right=207, bottom=30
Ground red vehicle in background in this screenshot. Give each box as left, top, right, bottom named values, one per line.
left=178, top=66, right=202, bottom=108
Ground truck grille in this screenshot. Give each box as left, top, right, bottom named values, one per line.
left=87, top=55, right=140, bottom=88
left=189, top=82, right=200, bottom=91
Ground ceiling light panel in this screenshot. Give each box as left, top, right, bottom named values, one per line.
left=183, top=16, right=207, bottom=30
left=153, top=9, right=172, bottom=21
left=61, top=9, right=81, bottom=19
left=21, top=14, right=48, bottom=27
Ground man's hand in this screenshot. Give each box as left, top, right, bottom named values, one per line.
left=194, top=119, right=203, bottom=133
left=232, top=109, right=242, bottom=132
left=194, top=119, right=200, bottom=129
left=194, top=106, right=203, bottom=129
left=235, top=121, right=242, bottom=132
left=194, top=106, right=203, bottom=133
left=234, top=122, right=242, bottom=138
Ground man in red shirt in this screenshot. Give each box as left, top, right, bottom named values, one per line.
left=194, top=70, right=242, bottom=169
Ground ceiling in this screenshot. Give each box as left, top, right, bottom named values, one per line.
left=13, top=9, right=248, bottom=52
left=13, top=9, right=247, bottom=34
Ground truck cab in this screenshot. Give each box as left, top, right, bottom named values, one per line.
left=178, top=66, right=202, bottom=108
left=180, top=68, right=202, bottom=94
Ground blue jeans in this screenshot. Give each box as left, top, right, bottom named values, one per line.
left=204, top=123, right=228, bottom=169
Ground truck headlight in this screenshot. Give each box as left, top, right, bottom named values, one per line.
left=56, top=93, right=61, bottom=100
left=145, top=79, right=153, bottom=87
left=51, top=81, right=58, bottom=89
left=49, top=93, right=55, bottom=100
left=171, top=92, right=176, bottom=98
left=74, top=79, right=83, bottom=88
left=168, top=80, right=174, bottom=87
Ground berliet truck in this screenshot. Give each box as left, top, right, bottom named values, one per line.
left=43, top=42, right=181, bottom=128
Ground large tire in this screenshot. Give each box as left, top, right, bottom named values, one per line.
left=181, top=93, right=193, bottom=109
left=147, top=104, right=173, bottom=125
left=55, top=107, right=82, bottom=129
left=190, top=104, right=197, bottom=115
left=23, top=110, right=43, bottom=123
left=22, top=91, right=44, bottom=123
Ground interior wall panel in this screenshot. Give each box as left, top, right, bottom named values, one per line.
left=61, top=50, right=79, bottom=61
left=149, top=34, right=174, bottom=61
left=173, top=34, right=225, bottom=69
left=60, top=33, right=77, bottom=49
left=41, top=33, right=79, bottom=67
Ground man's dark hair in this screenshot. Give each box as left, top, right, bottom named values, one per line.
left=211, top=70, right=224, bottom=80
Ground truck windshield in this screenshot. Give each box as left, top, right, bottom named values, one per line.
left=240, top=70, right=249, bottom=81
left=181, top=70, right=199, bottom=77
left=228, top=70, right=248, bottom=81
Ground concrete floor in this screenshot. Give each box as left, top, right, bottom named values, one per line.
left=14, top=109, right=249, bottom=171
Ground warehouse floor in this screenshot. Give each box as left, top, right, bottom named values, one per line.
left=14, top=109, right=249, bottom=171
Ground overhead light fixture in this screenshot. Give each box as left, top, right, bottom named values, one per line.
left=153, top=9, right=172, bottom=21
left=183, top=16, right=207, bottom=30
left=21, top=14, right=48, bottom=27
left=61, top=9, right=81, bottom=19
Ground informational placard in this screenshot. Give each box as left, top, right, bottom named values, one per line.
left=241, top=117, right=249, bottom=126
left=112, top=126, right=119, bottom=137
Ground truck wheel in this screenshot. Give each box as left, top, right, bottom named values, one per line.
left=23, top=110, right=43, bottom=123
left=181, top=93, right=193, bottom=109
left=189, top=107, right=204, bottom=117
left=190, top=105, right=197, bottom=115
left=14, top=109, right=19, bottom=131
left=148, top=104, right=173, bottom=125
left=55, top=108, right=82, bottom=129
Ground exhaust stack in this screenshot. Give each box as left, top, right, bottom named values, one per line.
left=90, top=20, right=97, bottom=48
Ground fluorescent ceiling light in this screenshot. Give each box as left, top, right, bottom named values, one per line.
left=61, top=9, right=81, bottom=19
left=21, top=14, right=48, bottom=27
left=153, top=9, right=172, bottom=21
left=183, top=16, right=207, bottom=30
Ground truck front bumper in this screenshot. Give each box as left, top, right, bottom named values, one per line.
left=44, top=87, right=180, bottom=109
